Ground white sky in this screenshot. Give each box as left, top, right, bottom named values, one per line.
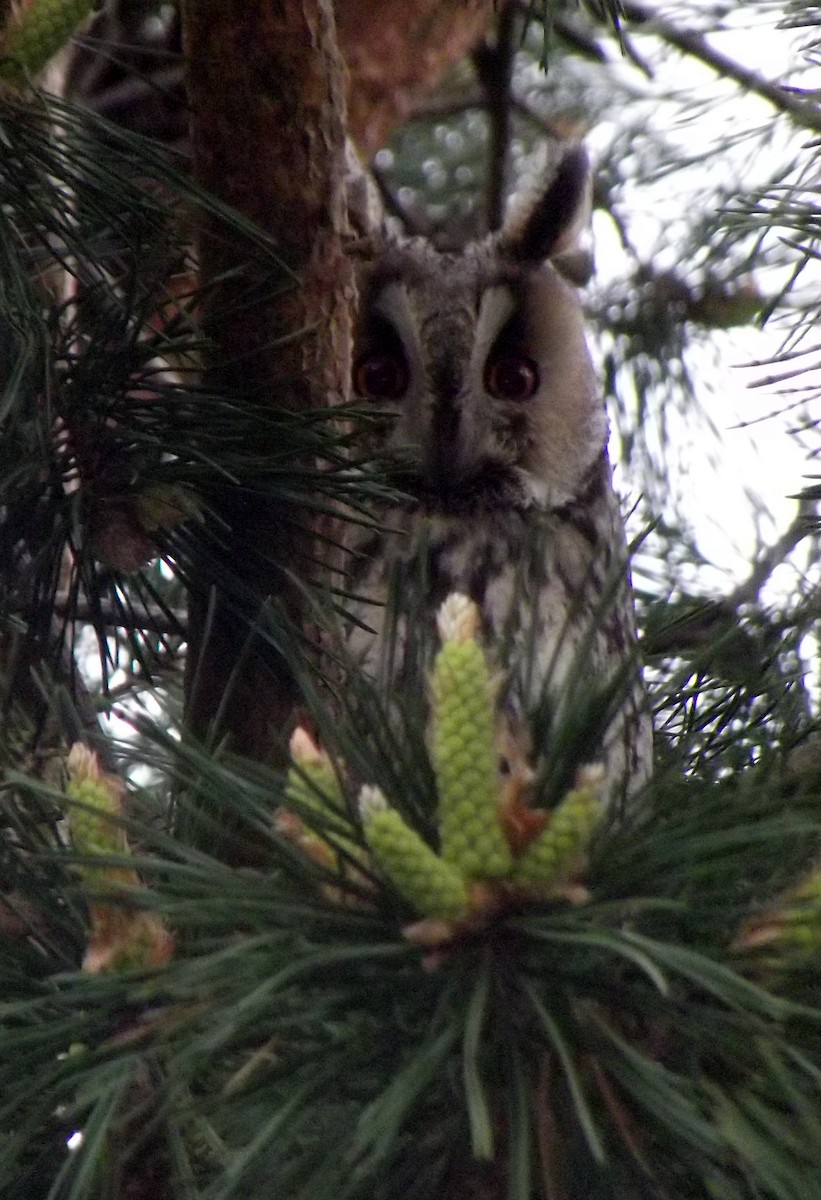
left=581, top=2, right=821, bottom=598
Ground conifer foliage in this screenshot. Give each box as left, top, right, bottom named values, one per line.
left=1, top=2, right=821, bottom=1199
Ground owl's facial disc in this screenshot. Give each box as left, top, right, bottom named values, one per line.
left=351, top=278, right=540, bottom=510
left=352, top=247, right=605, bottom=513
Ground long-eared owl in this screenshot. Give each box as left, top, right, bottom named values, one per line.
left=342, top=146, right=652, bottom=814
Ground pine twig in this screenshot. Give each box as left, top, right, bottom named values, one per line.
left=728, top=506, right=817, bottom=608
left=473, top=3, right=517, bottom=232
left=622, top=1, right=821, bottom=133
left=370, top=161, right=433, bottom=237
left=642, top=508, right=817, bottom=659
left=50, top=592, right=187, bottom=636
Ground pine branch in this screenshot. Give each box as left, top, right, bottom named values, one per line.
left=6, top=597, right=821, bottom=1199
left=728, top=506, right=816, bottom=608
left=370, top=160, right=433, bottom=236
left=46, top=592, right=187, bottom=636
left=473, top=4, right=517, bottom=232
left=642, top=504, right=817, bottom=663
left=622, top=1, right=821, bottom=133
left=551, top=10, right=609, bottom=63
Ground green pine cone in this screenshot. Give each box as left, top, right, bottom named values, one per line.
left=1, top=0, right=94, bottom=83
left=431, top=598, right=511, bottom=879
left=134, top=483, right=202, bottom=534
left=286, top=729, right=346, bottom=820
left=511, top=780, right=602, bottom=886
left=285, top=730, right=363, bottom=865
left=360, top=787, right=469, bottom=920
left=285, top=759, right=346, bottom=821
left=66, top=777, right=124, bottom=859
left=285, top=761, right=361, bottom=863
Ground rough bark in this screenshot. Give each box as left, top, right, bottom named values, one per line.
left=339, top=0, right=497, bottom=156
left=180, top=0, right=355, bottom=761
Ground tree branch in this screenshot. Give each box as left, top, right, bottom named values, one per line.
left=49, top=593, right=187, bottom=636
left=473, top=4, right=516, bottom=232
left=622, top=1, right=821, bottom=133
left=728, top=507, right=817, bottom=609
left=642, top=507, right=818, bottom=659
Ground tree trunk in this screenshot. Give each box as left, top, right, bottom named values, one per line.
left=340, top=0, right=497, bottom=155
left=180, top=0, right=355, bottom=761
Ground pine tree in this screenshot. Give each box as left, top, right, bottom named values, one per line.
left=2, top=2, right=821, bottom=1198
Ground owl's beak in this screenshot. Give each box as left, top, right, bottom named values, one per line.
left=427, top=394, right=460, bottom=482
left=425, top=392, right=484, bottom=495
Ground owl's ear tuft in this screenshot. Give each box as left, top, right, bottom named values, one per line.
left=499, top=144, right=591, bottom=267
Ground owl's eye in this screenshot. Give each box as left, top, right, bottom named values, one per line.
left=353, top=352, right=409, bottom=399
left=484, top=354, right=539, bottom=401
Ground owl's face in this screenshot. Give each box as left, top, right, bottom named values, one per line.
left=351, top=148, right=607, bottom=514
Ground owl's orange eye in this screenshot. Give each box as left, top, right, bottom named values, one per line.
left=485, top=354, right=539, bottom=401
left=353, top=352, right=409, bottom=399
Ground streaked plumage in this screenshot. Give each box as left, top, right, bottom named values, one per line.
left=341, top=147, right=652, bottom=813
